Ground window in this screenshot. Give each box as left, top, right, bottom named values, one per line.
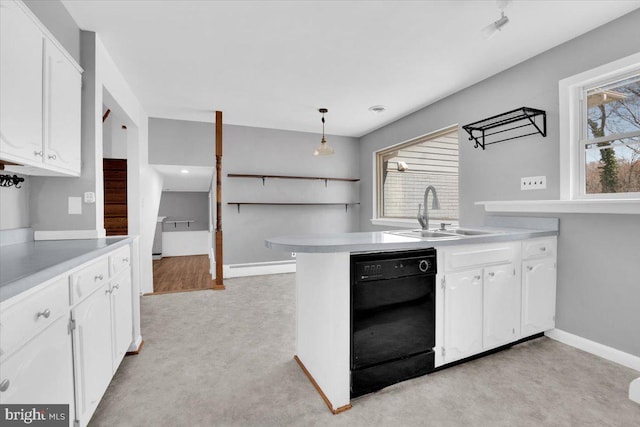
left=560, top=52, right=640, bottom=201
left=582, top=74, right=640, bottom=195
left=375, top=125, right=459, bottom=222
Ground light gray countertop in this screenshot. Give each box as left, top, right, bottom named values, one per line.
left=265, top=225, right=558, bottom=254
left=0, top=237, right=132, bottom=302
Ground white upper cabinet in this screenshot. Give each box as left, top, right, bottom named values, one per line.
left=0, top=0, right=82, bottom=176
left=44, top=38, right=82, bottom=173
left=0, top=0, right=44, bottom=162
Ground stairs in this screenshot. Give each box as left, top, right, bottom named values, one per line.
left=103, top=158, right=128, bottom=236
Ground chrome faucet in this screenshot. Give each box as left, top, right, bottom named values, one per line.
left=417, top=185, right=440, bottom=230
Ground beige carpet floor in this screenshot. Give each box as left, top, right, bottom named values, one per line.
left=90, top=273, right=640, bottom=426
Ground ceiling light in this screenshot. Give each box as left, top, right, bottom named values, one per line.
left=368, top=105, right=387, bottom=114
left=180, top=169, right=189, bottom=174
left=314, top=108, right=334, bottom=156
left=482, top=0, right=511, bottom=39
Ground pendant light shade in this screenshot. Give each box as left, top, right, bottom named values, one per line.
left=314, top=108, right=334, bottom=156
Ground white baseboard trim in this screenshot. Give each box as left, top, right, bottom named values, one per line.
left=630, top=378, right=640, bottom=404
left=222, top=260, right=296, bottom=278
left=127, top=335, right=143, bottom=353
left=545, top=328, right=640, bottom=372
left=34, top=229, right=106, bottom=240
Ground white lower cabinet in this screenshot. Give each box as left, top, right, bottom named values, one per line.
left=72, top=282, right=113, bottom=427
left=0, top=243, right=136, bottom=427
left=110, top=270, right=133, bottom=373
left=437, top=238, right=557, bottom=367
left=522, top=238, right=557, bottom=335
left=0, top=276, right=75, bottom=427
left=72, top=262, right=133, bottom=426
left=442, top=269, right=483, bottom=363
left=0, top=315, right=75, bottom=426
left=483, top=263, right=520, bottom=350
left=438, top=241, right=522, bottom=365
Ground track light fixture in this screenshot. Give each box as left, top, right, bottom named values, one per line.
left=482, top=0, right=511, bottom=39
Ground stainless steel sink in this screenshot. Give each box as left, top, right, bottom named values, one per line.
left=386, top=230, right=460, bottom=239
left=442, top=228, right=496, bottom=236
left=385, top=227, right=503, bottom=240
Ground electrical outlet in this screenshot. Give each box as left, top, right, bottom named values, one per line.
left=521, top=176, right=547, bottom=190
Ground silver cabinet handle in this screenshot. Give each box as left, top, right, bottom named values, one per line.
left=488, top=272, right=495, bottom=278
left=0, top=379, right=9, bottom=392
left=34, top=150, right=43, bottom=157
left=540, top=247, right=547, bottom=252
left=95, top=274, right=104, bottom=281
left=474, top=275, right=481, bottom=281
left=105, top=288, right=113, bottom=295
left=37, top=309, right=51, bottom=319
left=527, top=265, right=534, bottom=271
left=122, top=257, right=129, bottom=262
left=112, top=284, right=119, bottom=290
left=47, top=153, right=57, bottom=160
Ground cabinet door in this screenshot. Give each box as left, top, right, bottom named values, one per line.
left=0, top=0, right=44, bottom=164
left=443, top=269, right=483, bottom=363
left=110, top=271, right=132, bottom=373
left=72, top=284, right=113, bottom=426
left=44, top=38, right=81, bottom=174
left=0, top=316, right=74, bottom=427
left=522, top=259, right=557, bottom=336
left=483, top=263, right=520, bottom=349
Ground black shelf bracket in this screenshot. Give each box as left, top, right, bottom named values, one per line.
left=462, top=107, right=547, bottom=150
left=0, top=174, right=25, bottom=189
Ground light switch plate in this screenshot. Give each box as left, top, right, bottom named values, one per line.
left=68, top=197, right=82, bottom=214
left=521, top=176, right=547, bottom=190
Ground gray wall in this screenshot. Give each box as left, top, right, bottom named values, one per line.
left=359, top=10, right=640, bottom=356
left=149, top=118, right=214, bottom=166
left=149, top=118, right=360, bottom=264
left=23, top=0, right=80, bottom=63
left=0, top=174, right=29, bottom=230
left=158, top=191, right=209, bottom=232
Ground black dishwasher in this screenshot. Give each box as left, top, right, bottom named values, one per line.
left=351, top=248, right=436, bottom=397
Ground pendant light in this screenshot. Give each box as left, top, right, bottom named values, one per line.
left=314, top=108, right=334, bottom=156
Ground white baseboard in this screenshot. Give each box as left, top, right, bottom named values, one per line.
left=630, top=378, right=640, bottom=404
left=34, top=229, right=106, bottom=240
left=222, top=260, right=296, bottom=278
left=545, top=328, right=640, bottom=372
left=128, top=334, right=143, bottom=353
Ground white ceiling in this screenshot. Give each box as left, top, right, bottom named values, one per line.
left=63, top=0, right=640, bottom=137
left=153, top=165, right=213, bottom=192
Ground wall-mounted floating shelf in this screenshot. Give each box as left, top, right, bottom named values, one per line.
left=227, top=202, right=360, bottom=213
left=462, top=107, right=547, bottom=150
left=227, top=173, right=360, bottom=187
left=164, top=219, right=195, bottom=228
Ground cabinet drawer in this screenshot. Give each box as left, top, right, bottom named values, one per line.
left=109, top=245, right=131, bottom=277
left=522, top=237, right=556, bottom=260
left=444, top=242, right=519, bottom=272
left=0, top=276, right=69, bottom=359
left=70, top=257, right=109, bottom=304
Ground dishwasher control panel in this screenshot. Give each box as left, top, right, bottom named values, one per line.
left=353, top=249, right=436, bottom=281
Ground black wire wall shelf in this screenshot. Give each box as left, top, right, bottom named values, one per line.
left=463, top=107, right=547, bottom=150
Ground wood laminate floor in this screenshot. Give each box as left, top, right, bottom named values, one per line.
left=152, top=255, right=212, bottom=294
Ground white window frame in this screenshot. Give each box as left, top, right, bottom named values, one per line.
left=370, top=124, right=459, bottom=228
left=559, top=52, right=640, bottom=201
